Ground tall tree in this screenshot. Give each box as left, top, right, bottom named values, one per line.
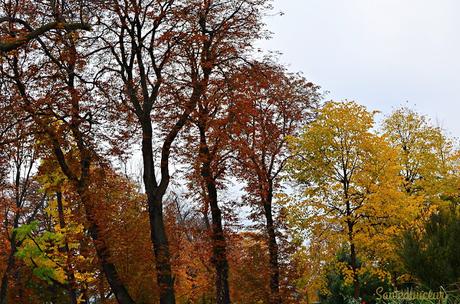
left=0, top=1, right=135, bottom=302
left=230, top=62, right=319, bottom=304
left=99, top=1, right=271, bottom=302
left=185, top=77, right=233, bottom=304
left=287, top=101, right=416, bottom=299
left=383, top=107, right=460, bottom=289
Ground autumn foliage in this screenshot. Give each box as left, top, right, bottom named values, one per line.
left=0, top=1, right=459, bottom=304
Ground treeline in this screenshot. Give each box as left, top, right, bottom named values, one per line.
left=0, top=1, right=316, bottom=303
left=0, top=1, right=459, bottom=304
left=285, top=102, right=460, bottom=303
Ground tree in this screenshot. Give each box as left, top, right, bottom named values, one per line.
left=184, top=77, right=234, bottom=304
left=230, top=62, right=319, bottom=304
left=383, top=107, right=459, bottom=211
left=400, top=200, right=460, bottom=290
left=0, top=1, right=135, bottom=301
left=99, top=1, right=271, bottom=303
left=287, top=101, right=417, bottom=299
left=379, top=107, right=460, bottom=287
left=0, top=128, right=44, bottom=304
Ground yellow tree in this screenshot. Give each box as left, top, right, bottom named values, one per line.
left=382, top=107, right=460, bottom=287
left=15, top=159, right=159, bottom=303
left=383, top=107, right=458, bottom=207
left=287, top=101, right=417, bottom=299
left=15, top=158, right=95, bottom=304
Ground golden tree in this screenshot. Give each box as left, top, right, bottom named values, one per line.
left=287, top=101, right=419, bottom=299
left=383, top=107, right=459, bottom=207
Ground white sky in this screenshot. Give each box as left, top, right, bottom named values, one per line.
left=259, top=0, right=460, bottom=136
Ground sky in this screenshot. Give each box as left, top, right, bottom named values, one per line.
left=259, top=0, right=460, bottom=136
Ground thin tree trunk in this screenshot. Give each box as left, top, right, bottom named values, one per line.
left=206, top=177, right=231, bottom=304
left=348, top=226, right=361, bottom=299
left=344, top=175, right=360, bottom=300
left=346, top=207, right=359, bottom=299
left=77, top=185, right=135, bottom=304
left=56, top=191, right=79, bottom=304
left=263, top=187, right=282, bottom=304
left=198, top=126, right=231, bottom=304
left=0, top=245, right=16, bottom=304
left=0, top=162, right=23, bottom=304
left=0, top=212, right=20, bottom=304
left=141, top=124, right=175, bottom=304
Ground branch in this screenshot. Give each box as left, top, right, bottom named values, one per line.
left=0, top=17, right=91, bottom=52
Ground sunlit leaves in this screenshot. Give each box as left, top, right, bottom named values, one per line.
left=15, top=222, right=68, bottom=285
left=286, top=101, right=420, bottom=292
left=383, top=107, right=458, bottom=207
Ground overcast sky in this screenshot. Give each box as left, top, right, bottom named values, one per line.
left=259, top=0, right=460, bottom=136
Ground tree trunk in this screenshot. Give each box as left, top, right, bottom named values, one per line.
left=198, top=127, right=231, bottom=304
left=141, top=125, right=175, bottom=304
left=350, top=243, right=360, bottom=299
left=344, top=177, right=360, bottom=300
left=0, top=245, right=16, bottom=304
left=347, top=220, right=360, bottom=300
left=147, top=195, right=175, bottom=304
left=56, top=191, right=79, bottom=304
left=77, top=186, right=135, bottom=304
left=263, top=187, right=282, bottom=304
left=0, top=213, right=20, bottom=304
left=207, top=177, right=231, bottom=304
left=350, top=241, right=360, bottom=299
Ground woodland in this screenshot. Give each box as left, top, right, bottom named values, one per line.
left=0, top=1, right=459, bottom=304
